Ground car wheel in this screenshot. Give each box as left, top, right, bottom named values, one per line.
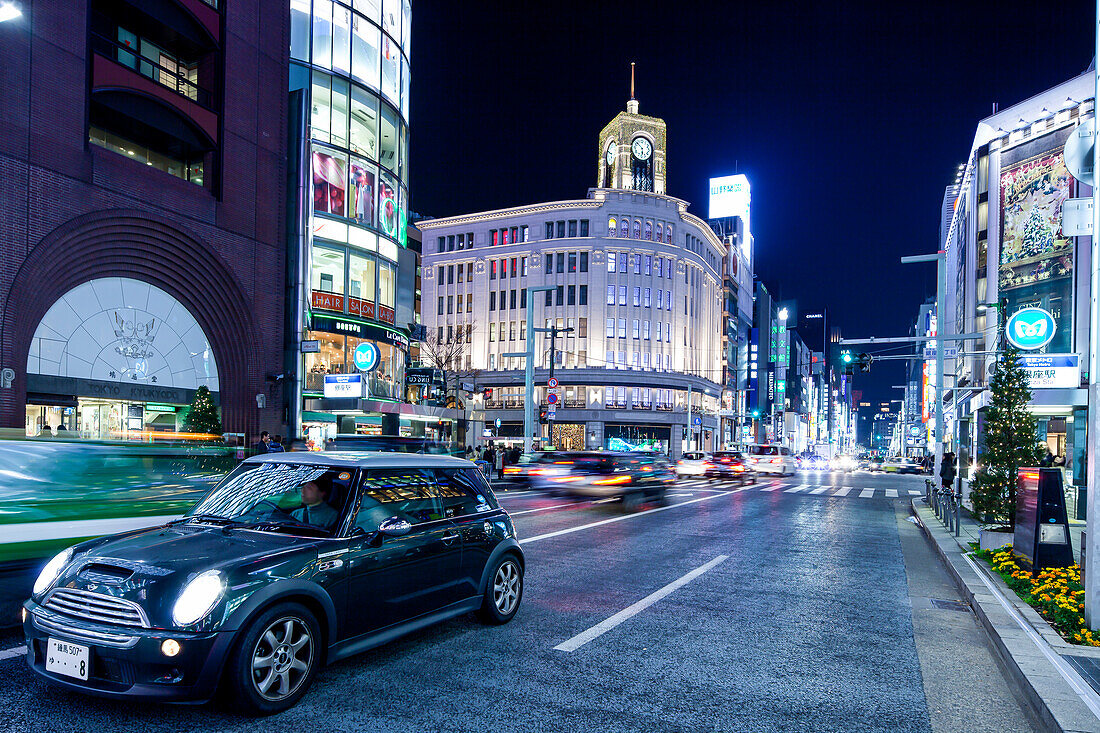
left=621, top=491, right=644, bottom=513
left=654, top=487, right=670, bottom=506
left=222, top=602, right=321, bottom=716
left=477, top=554, right=523, bottom=625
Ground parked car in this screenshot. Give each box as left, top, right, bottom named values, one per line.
left=883, top=457, right=922, bottom=474
left=706, top=451, right=756, bottom=485
left=675, top=451, right=710, bottom=477
left=746, top=444, right=796, bottom=476
left=531, top=451, right=672, bottom=511
left=23, top=452, right=523, bottom=715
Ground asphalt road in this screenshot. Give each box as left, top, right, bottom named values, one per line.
left=0, top=471, right=1035, bottom=732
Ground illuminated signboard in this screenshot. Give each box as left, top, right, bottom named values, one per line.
left=708, top=174, right=751, bottom=225
left=1019, top=354, right=1079, bottom=389
left=1006, top=307, right=1057, bottom=351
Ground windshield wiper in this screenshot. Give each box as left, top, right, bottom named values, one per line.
left=168, top=513, right=233, bottom=526
left=223, top=519, right=327, bottom=536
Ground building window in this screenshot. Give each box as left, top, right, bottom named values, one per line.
left=437, top=236, right=444, bottom=252
left=644, top=255, right=652, bottom=275
left=632, top=353, right=640, bottom=369
left=511, top=257, right=518, bottom=277
left=580, top=252, right=588, bottom=272
left=545, top=289, right=553, bottom=307
left=466, top=293, right=473, bottom=313
left=501, top=228, right=509, bottom=245
left=556, top=252, right=565, bottom=273
left=655, top=322, right=661, bottom=341
left=618, top=286, right=627, bottom=306
left=645, top=221, right=652, bottom=240
left=633, top=255, right=641, bottom=274
left=500, top=258, right=508, bottom=279
left=644, top=288, right=651, bottom=308
left=618, top=318, right=626, bottom=338
left=633, top=287, right=640, bottom=307
left=446, top=295, right=453, bottom=314
left=579, top=318, right=587, bottom=338
left=468, top=232, right=475, bottom=247
left=643, top=321, right=650, bottom=340
left=489, top=354, right=496, bottom=369
left=490, top=261, right=497, bottom=280
left=568, top=285, right=576, bottom=305
left=447, top=265, right=454, bottom=284
left=488, top=324, right=495, bottom=342
left=510, top=322, right=517, bottom=340
left=579, top=285, right=588, bottom=306
left=545, top=222, right=554, bottom=239
left=580, top=220, right=589, bottom=237
left=521, top=225, right=529, bottom=242
left=656, top=222, right=663, bottom=242
left=457, top=265, right=464, bottom=284
left=608, top=217, right=617, bottom=237
left=607, top=252, right=617, bottom=272
left=520, top=289, right=527, bottom=308
left=492, top=229, right=499, bottom=246
left=489, top=292, right=496, bottom=310
left=569, top=252, right=577, bottom=273
left=511, top=226, right=518, bottom=243
left=556, top=285, right=564, bottom=305
left=579, top=350, right=586, bottom=366
left=666, top=226, right=673, bottom=243
left=607, top=285, right=615, bottom=306
left=556, top=221, right=566, bottom=238
left=619, top=254, right=627, bottom=273
left=620, top=219, right=629, bottom=237
left=437, top=296, right=443, bottom=315
left=632, top=320, right=640, bottom=339
left=500, top=290, right=506, bottom=309
left=633, top=220, right=641, bottom=239
left=568, top=220, right=578, bottom=237
left=510, top=290, right=517, bottom=309
left=606, top=318, right=615, bottom=338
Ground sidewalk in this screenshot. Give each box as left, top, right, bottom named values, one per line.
left=913, top=498, right=1100, bottom=732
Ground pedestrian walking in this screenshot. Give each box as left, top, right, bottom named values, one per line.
left=254, top=431, right=271, bottom=454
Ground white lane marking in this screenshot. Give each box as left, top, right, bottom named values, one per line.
left=909, top=490, right=922, bottom=496
left=833, top=487, right=852, bottom=497
left=1, top=515, right=182, bottom=544
left=783, top=484, right=809, bottom=493
left=760, top=485, right=782, bottom=492
left=886, top=489, right=899, bottom=498
left=859, top=489, right=875, bottom=498
left=509, top=502, right=580, bottom=516
left=524, top=491, right=736, bottom=544
left=554, top=555, right=730, bottom=652
left=592, top=498, right=619, bottom=505
left=809, top=486, right=829, bottom=494
left=0, top=646, right=27, bottom=661
left=669, top=493, right=694, bottom=497
left=961, top=552, right=1100, bottom=719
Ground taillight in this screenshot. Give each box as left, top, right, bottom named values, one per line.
left=529, top=468, right=547, bottom=475
left=593, top=475, right=631, bottom=485
left=734, top=465, right=744, bottom=472
left=702, top=462, right=714, bottom=469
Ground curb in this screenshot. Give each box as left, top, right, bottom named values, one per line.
left=910, top=499, right=1100, bottom=733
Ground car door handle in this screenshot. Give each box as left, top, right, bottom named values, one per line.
left=441, top=533, right=460, bottom=544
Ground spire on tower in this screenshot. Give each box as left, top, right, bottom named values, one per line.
left=627, top=62, right=639, bottom=114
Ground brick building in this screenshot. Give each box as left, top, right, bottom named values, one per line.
left=0, top=0, right=288, bottom=439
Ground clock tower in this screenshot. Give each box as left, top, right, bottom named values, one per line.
left=597, top=64, right=667, bottom=194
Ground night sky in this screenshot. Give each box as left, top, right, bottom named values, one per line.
left=410, top=0, right=1095, bottom=423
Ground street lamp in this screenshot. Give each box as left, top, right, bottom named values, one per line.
left=0, top=2, right=21, bottom=22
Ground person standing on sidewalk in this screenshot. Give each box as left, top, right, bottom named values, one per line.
left=940, top=451, right=957, bottom=491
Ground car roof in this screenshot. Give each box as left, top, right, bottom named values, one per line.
left=243, top=451, right=474, bottom=469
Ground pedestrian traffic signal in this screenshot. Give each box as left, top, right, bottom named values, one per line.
left=483, top=387, right=493, bottom=400
left=858, top=353, right=873, bottom=373
left=751, top=409, right=760, bottom=418
left=538, top=406, right=548, bottom=424
left=840, top=350, right=853, bottom=364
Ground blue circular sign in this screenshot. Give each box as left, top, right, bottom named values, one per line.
left=353, top=342, right=380, bottom=372
left=1006, top=307, right=1056, bottom=350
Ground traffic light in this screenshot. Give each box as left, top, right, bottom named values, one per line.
left=857, top=353, right=873, bottom=373
left=841, top=350, right=854, bottom=376
left=538, top=405, right=548, bottom=424
left=751, top=409, right=760, bottom=419
left=483, top=387, right=493, bottom=400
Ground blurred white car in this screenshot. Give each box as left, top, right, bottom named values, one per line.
left=676, top=452, right=710, bottom=477
left=746, top=444, right=796, bottom=476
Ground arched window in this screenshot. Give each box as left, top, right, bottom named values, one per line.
left=656, top=222, right=663, bottom=241
left=620, top=219, right=629, bottom=237
left=665, top=225, right=673, bottom=243
left=632, top=220, right=641, bottom=239
left=644, top=221, right=653, bottom=240
left=608, top=217, right=617, bottom=237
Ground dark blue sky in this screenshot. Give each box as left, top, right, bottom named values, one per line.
left=410, top=0, right=1095, bottom=411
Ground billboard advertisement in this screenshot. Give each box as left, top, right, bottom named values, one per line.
left=999, top=128, right=1075, bottom=354
left=709, top=175, right=751, bottom=224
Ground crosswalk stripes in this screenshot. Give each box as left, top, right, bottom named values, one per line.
left=833, top=487, right=852, bottom=497
left=667, top=480, right=924, bottom=500
left=760, top=485, right=782, bottom=492
left=784, top=484, right=810, bottom=493
left=909, top=490, right=922, bottom=496
left=886, top=489, right=898, bottom=498
left=859, top=488, right=875, bottom=498
left=809, top=486, right=830, bottom=494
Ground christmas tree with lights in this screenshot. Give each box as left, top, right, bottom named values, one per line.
left=1019, top=207, right=1054, bottom=259
left=183, top=385, right=222, bottom=436
left=969, top=346, right=1044, bottom=527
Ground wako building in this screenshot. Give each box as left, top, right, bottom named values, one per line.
left=1, top=0, right=288, bottom=439
left=420, top=95, right=724, bottom=457
left=287, top=0, right=442, bottom=445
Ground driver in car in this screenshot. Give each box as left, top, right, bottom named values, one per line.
left=292, top=481, right=338, bottom=529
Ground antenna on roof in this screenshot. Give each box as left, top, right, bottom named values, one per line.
left=630, top=62, right=635, bottom=100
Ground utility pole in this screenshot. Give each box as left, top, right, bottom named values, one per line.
left=1086, top=0, right=1100, bottom=627
left=503, top=284, right=554, bottom=454
left=537, top=324, right=573, bottom=444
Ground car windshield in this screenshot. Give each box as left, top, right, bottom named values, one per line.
left=187, top=462, right=356, bottom=536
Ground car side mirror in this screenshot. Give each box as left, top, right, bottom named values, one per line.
left=378, top=516, right=412, bottom=537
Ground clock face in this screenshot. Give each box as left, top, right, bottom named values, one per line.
left=631, top=137, right=652, bottom=160
left=605, top=143, right=616, bottom=165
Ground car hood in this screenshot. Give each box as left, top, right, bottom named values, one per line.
left=44, top=523, right=325, bottom=628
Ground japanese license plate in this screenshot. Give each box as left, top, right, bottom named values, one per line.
left=46, top=638, right=89, bottom=680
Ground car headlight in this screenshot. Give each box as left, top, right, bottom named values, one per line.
left=33, top=548, right=73, bottom=596
left=172, top=570, right=225, bottom=627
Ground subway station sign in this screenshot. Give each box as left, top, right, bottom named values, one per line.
left=1018, top=354, right=1079, bottom=389
left=1006, top=307, right=1057, bottom=350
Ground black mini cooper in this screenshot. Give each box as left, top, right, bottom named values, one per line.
left=23, top=453, right=524, bottom=715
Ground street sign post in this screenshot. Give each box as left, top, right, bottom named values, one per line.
left=547, top=377, right=558, bottom=388
left=547, top=393, right=558, bottom=405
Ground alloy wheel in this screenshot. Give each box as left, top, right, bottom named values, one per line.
left=251, top=616, right=314, bottom=701
left=493, top=561, right=521, bottom=615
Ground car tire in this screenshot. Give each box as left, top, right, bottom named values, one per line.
left=621, top=491, right=644, bottom=513
left=477, top=554, right=523, bottom=625
left=222, top=601, right=322, bottom=716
